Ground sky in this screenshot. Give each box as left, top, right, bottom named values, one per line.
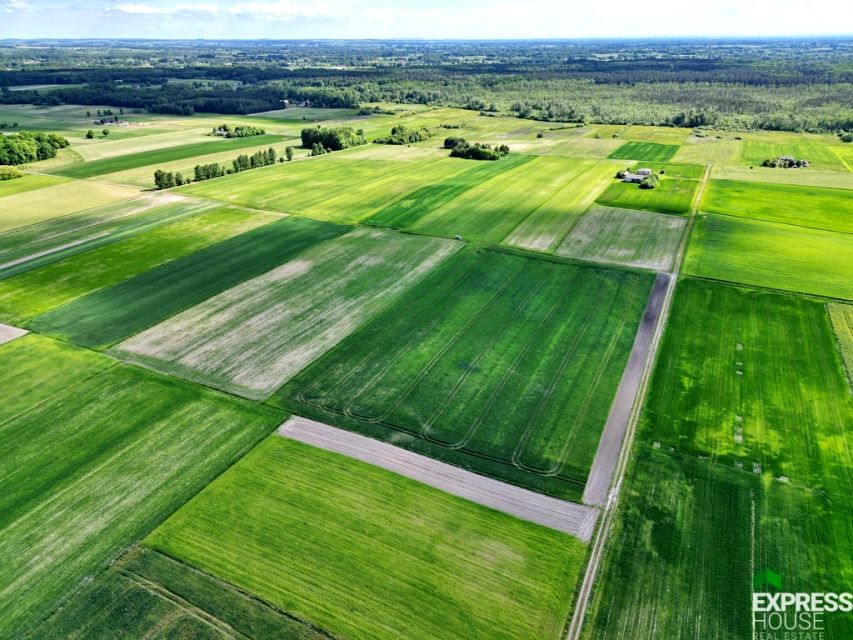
left=1, top=0, right=851, bottom=40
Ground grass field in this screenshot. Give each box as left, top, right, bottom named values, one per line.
left=829, top=303, right=853, bottom=389
left=147, top=436, right=588, bottom=640
left=0, top=180, right=139, bottom=233
left=608, top=141, right=679, bottom=162
left=583, top=447, right=853, bottom=640
left=113, top=228, right=460, bottom=400
left=0, top=365, right=283, bottom=637
left=740, top=134, right=849, bottom=172
left=596, top=176, right=698, bottom=215
left=684, top=213, right=853, bottom=300
left=555, top=205, right=686, bottom=271
left=503, top=160, right=621, bottom=252
left=0, top=333, right=113, bottom=425
left=640, top=278, right=853, bottom=494
left=31, top=215, right=348, bottom=349
left=408, top=155, right=589, bottom=243
left=0, top=203, right=276, bottom=323
left=673, top=136, right=742, bottom=166
left=28, top=547, right=330, bottom=640
left=274, top=248, right=652, bottom=498
left=0, top=173, right=68, bottom=197
left=714, top=165, right=853, bottom=189
left=621, top=125, right=692, bottom=145
left=701, top=179, right=853, bottom=233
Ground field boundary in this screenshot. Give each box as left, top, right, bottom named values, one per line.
left=277, top=415, right=600, bottom=542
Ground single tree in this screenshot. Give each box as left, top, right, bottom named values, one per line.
left=285, top=146, right=294, bottom=161
left=86, top=129, right=95, bottom=139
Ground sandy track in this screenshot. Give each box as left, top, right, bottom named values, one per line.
left=582, top=272, right=670, bottom=506
left=0, top=323, right=28, bottom=346
left=278, top=415, right=599, bottom=542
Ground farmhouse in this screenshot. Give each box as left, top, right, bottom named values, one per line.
left=623, top=168, right=653, bottom=183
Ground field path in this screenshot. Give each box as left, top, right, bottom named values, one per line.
left=277, top=415, right=599, bottom=542
left=566, top=164, right=712, bottom=639
left=0, top=323, right=27, bottom=345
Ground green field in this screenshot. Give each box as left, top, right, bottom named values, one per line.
left=274, top=248, right=652, bottom=498
left=673, top=136, right=742, bottom=166
left=147, top=436, right=588, bottom=640
left=555, top=205, right=686, bottom=271
left=714, top=165, right=853, bottom=189
left=740, top=134, right=849, bottom=172
left=701, top=179, right=853, bottom=233
left=28, top=547, right=330, bottom=640
left=31, top=215, right=348, bottom=349
left=0, top=204, right=277, bottom=323
left=622, top=125, right=691, bottom=145
left=608, top=141, right=680, bottom=162
left=583, top=447, right=853, bottom=640
left=684, top=213, right=853, bottom=300
left=0, top=180, right=139, bottom=233
left=640, top=278, right=853, bottom=493
left=0, top=172, right=68, bottom=197
left=113, top=228, right=460, bottom=400
left=596, top=176, right=698, bottom=215
left=0, top=364, right=282, bottom=637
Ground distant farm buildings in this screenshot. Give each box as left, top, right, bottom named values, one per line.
left=622, top=168, right=652, bottom=183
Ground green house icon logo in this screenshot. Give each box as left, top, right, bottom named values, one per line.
left=753, top=569, right=782, bottom=592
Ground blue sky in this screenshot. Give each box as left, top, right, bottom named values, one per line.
left=1, top=0, right=851, bottom=39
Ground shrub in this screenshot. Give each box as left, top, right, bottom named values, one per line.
left=374, top=125, right=432, bottom=145
left=0, top=165, right=23, bottom=180
left=301, top=126, right=366, bottom=151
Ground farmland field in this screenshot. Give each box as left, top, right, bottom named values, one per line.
left=829, top=303, right=853, bottom=389
left=684, top=213, right=853, bottom=300
left=0, top=172, right=68, bottom=197
left=608, top=141, right=679, bottom=162
left=555, top=205, right=686, bottom=271
left=739, top=134, right=849, bottom=172
left=0, top=203, right=277, bottom=323
left=31, top=215, right=348, bottom=349
left=596, top=175, right=699, bottom=215
left=714, top=165, right=853, bottom=189
left=0, top=364, right=282, bottom=637
left=701, top=179, right=853, bottom=232
left=673, top=136, right=742, bottom=166
left=147, top=436, right=589, bottom=640
left=113, top=228, right=460, bottom=400
left=274, top=248, right=653, bottom=498
left=640, top=278, right=853, bottom=494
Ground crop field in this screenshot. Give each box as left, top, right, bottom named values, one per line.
left=621, top=125, right=692, bottom=145
left=113, top=228, right=460, bottom=400
left=596, top=175, right=699, bottom=214
left=408, top=155, right=594, bottom=243
left=0, top=172, right=68, bottom=197
left=0, top=203, right=275, bottom=323
left=31, top=215, right=348, bottom=349
left=834, top=144, right=853, bottom=171
left=555, top=205, right=686, bottom=271
left=503, top=159, right=621, bottom=252
left=701, top=179, right=853, bottom=233
left=739, top=134, right=849, bottom=172
left=147, top=436, right=588, bottom=640
left=829, top=303, right=853, bottom=389
left=274, top=248, right=653, bottom=498
left=607, top=141, right=679, bottom=162
left=28, top=547, right=329, bottom=640
left=713, top=165, right=853, bottom=189
left=0, top=180, right=140, bottom=233
left=0, top=364, right=282, bottom=637
left=583, top=447, right=853, bottom=640
left=640, top=278, right=853, bottom=494
left=673, top=136, right=742, bottom=166
left=684, top=213, right=853, bottom=300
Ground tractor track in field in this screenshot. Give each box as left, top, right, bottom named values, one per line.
left=565, top=164, right=711, bottom=640
left=277, top=415, right=599, bottom=543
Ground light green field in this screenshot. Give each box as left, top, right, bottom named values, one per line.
left=833, top=144, right=853, bottom=171
left=0, top=333, right=113, bottom=426
left=555, top=205, right=686, bottom=271
left=739, top=132, right=848, bottom=172
left=714, top=165, right=853, bottom=189
left=539, top=135, right=624, bottom=158
left=72, top=126, right=222, bottom=161
left=701, top=179, right=853, bottom=232
left=684, top=213, right=853, bottom=300
left=503, top=159, right=622, bottom=252
left=608, top=141, right=679, bottom=162
left=113, top=228, right=460, bottom=400
left=673, top=135, right=742, bottom=165
left=409, top=155, right=587, bottom=243
left=0, top=180, right=139, bottom=233
left=829, top=303, right=853, bottom=389
left=622, top=125, right=691, bottom=145
left=0, top=172, right=68, bottom=197
left=641, top=278, right=853, bottom=492
left=147, top=436, right=588, bottom=640
left=596, top=176, right=698, bottom=215
left=0, top=364, right=283, bottom=638
left=0, top=203, right=277, bottom=323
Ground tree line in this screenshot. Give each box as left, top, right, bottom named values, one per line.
left=0, top=131, right=69, bottom=165
left=153, top=146, right=292, bottom=189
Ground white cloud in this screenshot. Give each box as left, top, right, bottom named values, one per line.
left=2, top=0, right=36, bottom=13
left=112, top=3, right=219, bottom=15
left=111, top=0, right=329, bottom=20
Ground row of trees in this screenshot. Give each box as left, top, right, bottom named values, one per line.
left=154, top=147, right=288, bottom=189
left=444, top=137, right=510, bottom=160
left=0, top=131, right=69, bottom=165
left=300, top=126, right=366, bottom=151
left=374, top=125, right=432, bottom=145
left=213, top=124, right=266, bottom=138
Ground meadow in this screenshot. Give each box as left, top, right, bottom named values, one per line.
left=0, top=203, right=276, bottom=323
left=701, top=179, right=853, bottom=233
left=0, top=362, right=283, bottom=637
left=608, top=141, right=679, bottom=162
left=684, top=213, right=853, bottom=300
left=31, top=215, right=348, bottom=349
left=0, top=172, right=67, bottom=197
left=275, top=248, right=652, bottom=498
left=596, top=175, right=699, bottom=215
left=555, top=205, right=686, bottom=271
left=147, top=436, right=589, bottom=640
left=640, top=278, right=853, bottom=495
left=113, top=228, right=460, bottom=400
left=673, top=136, right=742, bottom=166
left=739, top=133, right=849, bottom=172
left=829, top=303, right=853, bottom=388
left=713, top=165, right=853, bottom=189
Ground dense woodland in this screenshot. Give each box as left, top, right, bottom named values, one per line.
left=1, top=39, right=852, bottom=132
